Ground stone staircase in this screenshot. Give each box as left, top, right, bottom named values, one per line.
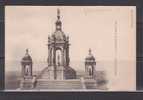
left=38, top=71, right=50, bottom=79
left=36, top=79, right=83, bottom=89
left=34, top=67, right=99, bottom=90
left=37, top=67, right=50, bottom=79
left=34, top=66, right=83, bottom=90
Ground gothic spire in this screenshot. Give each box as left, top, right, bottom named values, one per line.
left=26, top=49, right=29, bottom=55
left=55, top=8, right=62, bottom=30
left=89, top=48, right=92, bottom=55
left=57, top=8, right=60, bottom=20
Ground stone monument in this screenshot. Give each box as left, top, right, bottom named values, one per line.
left=85, top=49, right=96, bottom=77
left=46, top=9, right=76, bottom=80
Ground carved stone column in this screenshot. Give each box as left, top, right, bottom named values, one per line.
left=61, top=48, right=65, bottom=66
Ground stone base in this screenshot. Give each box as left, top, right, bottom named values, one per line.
left=20, top=76, right=37, bottom=89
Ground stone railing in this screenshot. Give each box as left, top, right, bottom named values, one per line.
left=80, top=77, right=86, bottom=89
left=31, top=75, right=37, bottom=88
left=37, top=67, right=48, bottom=79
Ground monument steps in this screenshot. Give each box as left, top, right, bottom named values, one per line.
left=39, top=73, right=50, bottom=79
left=36, top=79, right=83, bottom=89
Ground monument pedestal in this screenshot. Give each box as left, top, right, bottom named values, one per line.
left=20, top=76, right=36, bottom=89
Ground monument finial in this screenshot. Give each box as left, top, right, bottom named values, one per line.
left=57, top=8, right=60, bottom=20
left=26, top=49, right=28, bottom=53
left=26, top=49, right=29, bottom=55
left=89, top=48, right=92, bottom=55
left=55, top=8, right=62, bottom=30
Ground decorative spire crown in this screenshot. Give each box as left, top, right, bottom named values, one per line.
left=57, top=8, right=60, bottom=20
left=25, top=49, right=29, bottom=56
left=85, top=48, right=95, bottom=61
left=88, top=48, right=92, bottom=55
left=26, top=48, right=28, bottom=53
left=55, top=8, right=62, bottom=30
left=21, top=48, right=32, bottom=62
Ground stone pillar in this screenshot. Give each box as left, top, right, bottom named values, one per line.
left=85, top=64, right=87, bottom=73
left=30, top=64, right=32, bottom=76
left=53, top=44, right=57, bottom=79
left=48, top=47, right=52, bottom=66
left=92, top=65, right=94, bottom=76
left=62, top=48, right=65, bottom=66
left=51, top=48, right=53, bottom=66
left=21, top=65, right=24, bottom=77
left=66, top=44, right=69, bottom=66
left=64, top=47, right=67, bottom=66
left=53, top=47, right=56, bottom=66
left=48, top=45, right=50, bottom=65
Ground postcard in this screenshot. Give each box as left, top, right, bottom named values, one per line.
left=5, top=6, right=136, bottom=91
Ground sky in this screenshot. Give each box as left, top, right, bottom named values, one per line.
left=5, top=6, right=135, bottom=62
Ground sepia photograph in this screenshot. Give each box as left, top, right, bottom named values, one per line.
left=5, top=6, right=136, bottom=91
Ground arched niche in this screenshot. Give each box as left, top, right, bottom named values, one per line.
left=55, top=48, right=62, bottom=66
